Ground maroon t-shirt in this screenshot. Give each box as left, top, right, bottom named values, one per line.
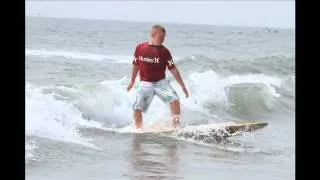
left=132, top=42, right=176, bottom=82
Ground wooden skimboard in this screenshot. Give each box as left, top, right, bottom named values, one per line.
left=133, top=127, right=178, bottom=134
left=170, top=121, right=269, bottom=144
left=131, top=122, right=268, bottom=137
left=223, top=122, right=268, bottom=134
left=194, top=121, right=269, bottom=139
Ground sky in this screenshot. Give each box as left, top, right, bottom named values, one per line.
left=26, top=1, right=295, bottom=29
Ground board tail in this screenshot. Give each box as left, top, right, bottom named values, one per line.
left=171, top=122, right=268, bottom=144
left=223, top=122, right=268, bottom=135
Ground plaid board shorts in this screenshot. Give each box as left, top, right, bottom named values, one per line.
left=132, top=79, right=179, bottom=112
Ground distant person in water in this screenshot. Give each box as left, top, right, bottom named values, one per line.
left=127, top=24, right=189, bottom=130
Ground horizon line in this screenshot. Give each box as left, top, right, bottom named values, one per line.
left=26, top=15, right=295, bottom=30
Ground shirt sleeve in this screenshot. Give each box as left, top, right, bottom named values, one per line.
left=132, top=45, right=140, bottom=65
left=165, top=49, right=175, bottom=70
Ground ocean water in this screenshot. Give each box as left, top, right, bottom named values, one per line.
left=26, top=16, right=295, bottom=180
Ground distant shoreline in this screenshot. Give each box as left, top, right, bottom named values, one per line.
left=26, top=15, right=294, bottom=30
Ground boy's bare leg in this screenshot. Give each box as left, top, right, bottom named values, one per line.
left=170, top=100, right=180, bottom=128
left=134, top=110, right=143, bottom=129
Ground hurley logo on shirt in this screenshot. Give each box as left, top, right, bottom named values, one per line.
left=167, top=59, right=174, bottom=66
left=134, top=56, right=160, bottom=64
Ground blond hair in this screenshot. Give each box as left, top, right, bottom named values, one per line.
left=152, top=24, right=166, bottom=34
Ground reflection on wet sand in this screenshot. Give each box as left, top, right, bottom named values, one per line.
left=126, top=133, right=182, bottom=180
